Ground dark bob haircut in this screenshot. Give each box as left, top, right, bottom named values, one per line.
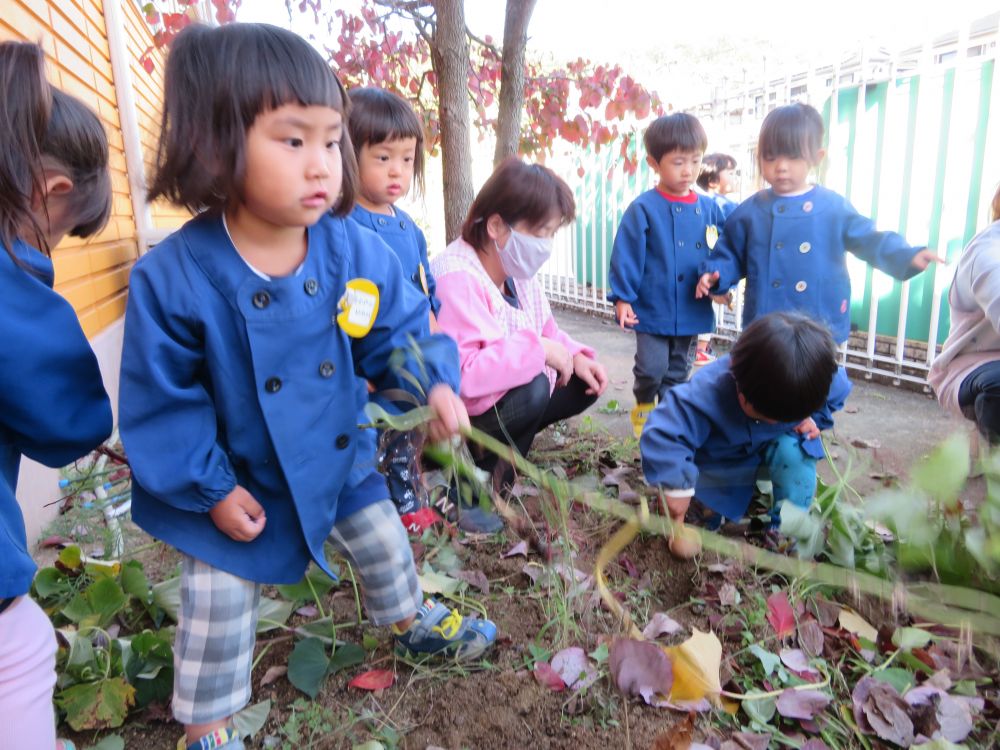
left=43, top=89, right=111, bottom=240
left=643, top=113, right=708, bottom=163
left=697, top=152, right=737, bottom=191
left=461, top=159, right=575, bottom=252
left=758, top=103, right=824, bottom=163
left=147, top=23, right=357, bottom=216
left=0, top=41, right=51, bottom=257
left=729, top=312, right=837, bottom=423
left=348, top=87, right=425, bottom=194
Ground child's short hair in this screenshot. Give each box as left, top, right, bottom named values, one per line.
left=42, top=89, right=111, bottom=240
left=348, top=87, right=425, bottom=194
left=643, top=113, right=708, bottom=163
left=461, top=159, right=574, bottom=251
left=758, top=103, right=824, bottom=163
left=729, top=312, right=837, bottom=423
left=148, top=23, right=357, bottom=216
left=697, top=153, right=737, bottom=191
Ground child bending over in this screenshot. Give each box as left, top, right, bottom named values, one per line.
left=641, top=312, right=851, bottom=558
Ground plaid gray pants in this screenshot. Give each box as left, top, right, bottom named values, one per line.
left=172, top=499, right=421, bottom=725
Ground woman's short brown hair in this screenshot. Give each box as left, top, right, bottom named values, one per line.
left=461, top=159, right=575, bottom=251
left=147, top=23, right=357, bottom=216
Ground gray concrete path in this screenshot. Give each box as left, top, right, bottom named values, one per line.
left=553, top=307, right=974, bottom=498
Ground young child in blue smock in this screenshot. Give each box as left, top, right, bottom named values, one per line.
left=696, top=152, right=740, bottom=221
left=608, top=113, right=725, bottom=437
left=347, top=87, right=438, bottom=528
left=118, top=24, right=496, bottom=750
left=641, top=312, right=851, bottom=559
left=696, top=102, right=940, bottom=342
left=0, top=41, right=113, bottom=750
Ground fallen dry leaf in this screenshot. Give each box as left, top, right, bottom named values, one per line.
left=609, top=638, right=673, bottom=705
left=666, top=629, right=723, bottom=704
left=348, top=669, right=395, bottom=691
left=502, top=540, right=529, bottom=558
left=766, top=591, right=795, bottom=638
left=532, top=661, right=566, bottom=692
left=775, top=688, right=830, bottom=719
left=642, top=612, right=683, bottom=640
left=797, top=618, right=825, bottom=658
left=839, top=609, right=878, bottom=642
left=551, top=647, right=598, bottom=691
left=260, top=665, right=287, bottom=686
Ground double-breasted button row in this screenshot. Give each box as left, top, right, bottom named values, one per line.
left=263, top=362, right=335, bottom=394
left=375, top=217, right=408, bottom=229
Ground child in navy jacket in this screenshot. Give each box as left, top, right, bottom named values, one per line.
left=697, top=103, right=940, bottom=343
left=119, top=25, right=495, bottom=750
left=0, top=42, right=113, bottom=750
left=347, top=87, right=439, bottom=526
left=608, top=113, right=725, bottom=437
left=641, top=313, right=851, bottom=559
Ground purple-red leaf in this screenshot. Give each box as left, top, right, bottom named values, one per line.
left=551, top=647, right=598, bottom=691
left=502, top=541, right=528, bottom=558
left=775, top=688, right=831, bottom=720
left=766, top=591, right=795, bottom=638
left=797, top=618, right=825, bottom=658
left=609, top=638, right=673, bottom=705
left=533, top=661, right=566, bottom=691
left=780, top=648, right=819, bottom=677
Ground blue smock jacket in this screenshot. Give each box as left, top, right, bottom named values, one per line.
left=608, top=189, right=724, bottom=336
left=1, top=241, right=113, bottom=599
left=703, top=185, right=924, bottom=343
left=350, top=204, right=440, bottom=317
left=119, top=213, right=459, bottom=585
left=640, top=357, right=851, bottom=519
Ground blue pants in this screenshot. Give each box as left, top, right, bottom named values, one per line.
left=761, top=433, right=818, bottom=523
left=958, top=360, right=1000, bottom=444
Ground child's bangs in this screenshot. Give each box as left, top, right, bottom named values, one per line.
left=233, top=26, right=345, bottom=122
left=758, top=105, right=824, bottom=160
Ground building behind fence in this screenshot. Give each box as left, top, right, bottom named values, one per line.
left=541, top=12, right=1000, bottom=387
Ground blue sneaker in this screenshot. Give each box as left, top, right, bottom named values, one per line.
left=394, top=599, right=497, bottom=661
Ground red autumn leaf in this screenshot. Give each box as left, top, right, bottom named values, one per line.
left=767, top=591, right=795, bottom=638
left=348, top=669, right=395, bottom=691
left=533, top=661, right=566, bottom=692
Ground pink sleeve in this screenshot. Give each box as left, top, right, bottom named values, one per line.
left=436, top=272, right=547, bottom=401
left=538, top=295, right=596, bottom=360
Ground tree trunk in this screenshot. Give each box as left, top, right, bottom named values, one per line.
left=493, top=0, right=536, bottom=167
left=430, top=0, right=474, bottom=242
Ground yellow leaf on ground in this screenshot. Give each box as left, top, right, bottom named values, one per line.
left=839, top=609, right=878, bottom=642
left=664, top=629, right=722, bottom=704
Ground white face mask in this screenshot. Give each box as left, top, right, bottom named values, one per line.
left=495, top=226, right=553, bottom=280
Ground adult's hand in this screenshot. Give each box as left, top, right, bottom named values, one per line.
left=209, top=485, right=267, bottom=542
left=573, top=353, right=608, bottom=396
left=541, top=337, right=573, bottom=386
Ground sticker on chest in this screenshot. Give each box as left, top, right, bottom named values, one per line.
left=336, top=278, right=380, bottom=337
left=705, top=225, right=719, bottom=250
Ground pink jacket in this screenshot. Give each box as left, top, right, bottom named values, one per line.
left=928, top=220, right=1000, bottom=414
left=432, top=238, right=596, bottom=416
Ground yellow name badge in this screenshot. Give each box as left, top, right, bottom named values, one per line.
left=418, top=262, right=430, bottom=296
left=336, top=278, right=380, bottom=338
left=705, top=225, right=719, bottom=250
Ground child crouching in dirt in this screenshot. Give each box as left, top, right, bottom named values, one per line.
left=640, top=312, right=851, bottom=558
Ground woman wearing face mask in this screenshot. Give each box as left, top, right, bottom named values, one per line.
left=432, top=159, right=608, bottom=531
